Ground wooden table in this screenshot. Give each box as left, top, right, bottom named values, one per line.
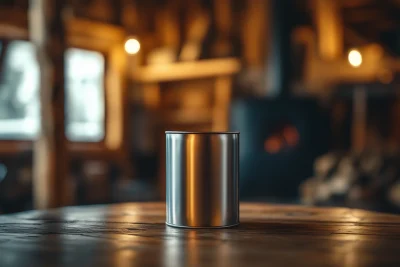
left=1, top=202, right=400, bottom=267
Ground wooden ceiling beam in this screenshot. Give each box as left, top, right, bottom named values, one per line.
left=342, top=8, right=387, bottom=23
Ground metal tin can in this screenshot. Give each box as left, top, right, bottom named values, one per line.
left=166, top=131, right=239, bottom=228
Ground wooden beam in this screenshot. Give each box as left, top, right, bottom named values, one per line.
left=155, top=2, right=180, bottom=49
left=313, top=0, right=343, bottom=60
left=121, top=0, right=138, bottom=32
left=214, top=0, right=232, bottom=34
left=131, top=58, right=241, bottom=83
left=212, top=76, right=232, bottom=131
left=0, top=8, right=27, bottom=28
left=179, top=0, right=210, bottom=61
left=29, top=0, right=69, bottom=209
left=241, top=0, right=267, bottom=67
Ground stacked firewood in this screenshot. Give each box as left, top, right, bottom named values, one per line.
left=300, top=151, right=400, bottom=212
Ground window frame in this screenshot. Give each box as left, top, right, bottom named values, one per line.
left=0, top=18, right=127, bottom=159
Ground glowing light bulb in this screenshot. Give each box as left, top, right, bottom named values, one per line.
left=124, top=38, right=140, bottom=55
left=348, top=49, right=362, bottom=68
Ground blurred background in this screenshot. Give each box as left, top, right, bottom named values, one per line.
left=1, top=0, right=400, bottom=214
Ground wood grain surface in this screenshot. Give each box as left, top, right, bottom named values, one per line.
left=1, top=202, right=400, bottom=267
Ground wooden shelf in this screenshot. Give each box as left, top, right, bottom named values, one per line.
left=131, top=58, right=241, bottom=83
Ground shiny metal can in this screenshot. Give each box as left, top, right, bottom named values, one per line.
left=166, top=131, right=239, bottom=228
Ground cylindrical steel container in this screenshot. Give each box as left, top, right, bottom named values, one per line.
left=166, top=131, right=239, bottom=228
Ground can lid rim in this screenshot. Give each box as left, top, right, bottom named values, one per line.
left=165, top=131, right=240, bottom=134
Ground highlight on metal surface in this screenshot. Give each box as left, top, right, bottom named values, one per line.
left=166, top=131, right=239, bottom=228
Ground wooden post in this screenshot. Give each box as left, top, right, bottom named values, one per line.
left=212, top=0, right=233, bottom=57
left=242, top=0, right=267, bottom=67
left=212, top=76, right=232, bottom=131
left=352, top=86, right=367, bottom=153
left=29, top=0, right=69, bottom=209
left=313, top=0, right=343, bottom=60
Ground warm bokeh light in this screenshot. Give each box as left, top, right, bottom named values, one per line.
left=264, top=125, right=300, bottom=154
left=264, top=136, right=283, bottom=154
left=124, top=38, right=140, bottom=55
left=283, top=126, right=299, bottom=146
left=348, top=49, right=362, bottom=67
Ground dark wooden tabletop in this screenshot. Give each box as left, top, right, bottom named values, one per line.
left=1, top=202, right=400, bottom=267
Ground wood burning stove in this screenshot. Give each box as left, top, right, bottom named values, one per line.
left=230, top=97, right=330, bottom=199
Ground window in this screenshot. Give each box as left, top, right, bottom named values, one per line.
left=0, top=41, right=40, bottom=139
left=65, top=48, right=105, bottom=142
left=0, top=40, right=105, bottom=142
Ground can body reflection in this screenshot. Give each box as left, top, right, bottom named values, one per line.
left=166, top=131, right=239, bottom=228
